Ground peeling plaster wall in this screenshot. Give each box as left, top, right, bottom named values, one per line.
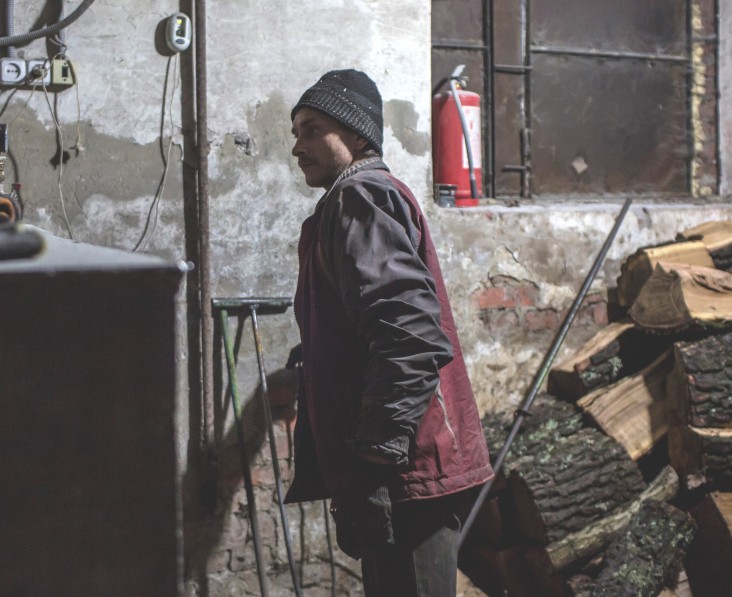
left=3, top=1, right=732, bottom=595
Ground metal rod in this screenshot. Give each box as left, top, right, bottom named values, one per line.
left=250, top=305, right=303, bottom=597
left=485, top=0, right=496, bottom=198
left=459, top=198, right=633, bottom=546
left=219, top=309, right=270, bottom=597
left=530, top=44, right=688, bottom=63
left=522, top=0, right=533, bottom=197
left=432, top=39, right=486, bottom=51
left=195, top=0, right=215, bottom=484
left=494, top=64, right=532, bottom=74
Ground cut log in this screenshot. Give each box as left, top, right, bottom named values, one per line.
left=590, top=500, right=696, bottom=597
left=669, top=331, right=732, bottom=428
left=458, top=546, right=545, bottom=597
left=526, top=465, right=679, bottom=575
left=629, top=262, right=732, bottom=334
left=548, top=319, right=671, bottom=401
left=577, top=350, right=674, bottom=460
left=679, top=219, right=732, bottom=269
left=617, top=241, right=713, bottom=307
left=508, top=426, right=647, bottom=545
left=684, top=491, right=732, bottom=597
left=667, top=424, right=732, bottom=489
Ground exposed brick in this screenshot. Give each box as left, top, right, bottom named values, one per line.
left=524, top=309, right=559, bottom=332
left=473, top=287, right=515, bottom=310
left=486, top=310, right=519, bottom=335
left=473, top=283, right=539, bottom=310
left=592, top=301, right=609, bottom=325
left=516, top=284, right=539, bottom=307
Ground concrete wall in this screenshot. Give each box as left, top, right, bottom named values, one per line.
left=3, top=1, right=731, bottom=595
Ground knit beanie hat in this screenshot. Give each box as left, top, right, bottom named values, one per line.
left=291, top=69, right=384, bottom=155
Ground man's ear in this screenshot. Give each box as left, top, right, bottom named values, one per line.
left=355, top=135, right=369, bottom=152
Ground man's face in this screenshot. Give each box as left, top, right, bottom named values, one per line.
left=291, top=108, right=364, bottom=189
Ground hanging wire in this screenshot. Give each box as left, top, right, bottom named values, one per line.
left=133, top=53, right=180, bottom=252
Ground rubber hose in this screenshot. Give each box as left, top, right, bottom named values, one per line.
left=6, top=0, right=16, bottom=56
left=0, top=0, right=95, bottom=47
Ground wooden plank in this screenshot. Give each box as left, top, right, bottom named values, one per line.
left=577, top=350, right=674, bottom=460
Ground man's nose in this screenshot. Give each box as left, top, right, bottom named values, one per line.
left=292, top=138, right=304, bottom=156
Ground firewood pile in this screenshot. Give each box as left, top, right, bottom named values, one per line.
left=460, top=221, right=732, bottom=597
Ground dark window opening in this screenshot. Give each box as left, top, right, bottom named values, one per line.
left=431, top=0, right=698, bottom=199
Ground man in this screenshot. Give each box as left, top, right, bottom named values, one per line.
left=284, top=69, right=493, bottom=596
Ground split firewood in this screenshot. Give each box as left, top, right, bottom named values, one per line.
left=577, top=350, right=674, bottom=460
left=669, top=331, right=732, bottom=428
left=524, top=465, right=679, bottom=575
left=667, top=424, right=732, bottom=490
left=678, top=219, right=732, bottom=270
left=508, top=426, right=647, bottom=545
left=617, top=241, right=713, bottom=307
left=628, top=262, right=732, bottom=334
left=590, top=499, right=696, bottom=597
left=684, top=492, right=732, bottom=596
left=548, top=319, right=670, bottom=401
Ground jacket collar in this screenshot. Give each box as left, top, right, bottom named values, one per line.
left=314, top=157, right=389, bottom=210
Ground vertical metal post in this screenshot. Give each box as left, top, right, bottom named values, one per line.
left=685, top=0, right=694, bottom=195
left=483, top=0, right=497, bottom=198
left=219, top=309, right=270, bottom=597
left=521, top=0, right=533, bottom=197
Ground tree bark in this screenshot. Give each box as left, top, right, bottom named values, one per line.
left=591, top=500, right=696, bottom=597
left=509, top=426, right=647, bottom=545
left=670, top=332, right=732, bottom=428
left=534, top=465, right=679, bottom=573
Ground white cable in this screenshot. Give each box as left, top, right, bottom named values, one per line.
left=40, top=68, right=74, bottom=240
left=133, top=53, right=179, bottom=253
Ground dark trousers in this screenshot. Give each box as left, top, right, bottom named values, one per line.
left=361, top=490, right=472, bottom=597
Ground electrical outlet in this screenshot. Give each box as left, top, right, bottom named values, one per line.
left=27, top=59, right=51, bottom=86
left=51, top=58, right=74, bottom=86
left=0, top=58, right=27, bottom=85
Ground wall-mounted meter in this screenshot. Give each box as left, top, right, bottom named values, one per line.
left=166, top=13, right=192, bottom=53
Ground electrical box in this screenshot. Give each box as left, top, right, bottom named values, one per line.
left=51, top=58, right=75, bottom=86
left=0, top=58, right=26, bottom=85
left=166, top=13, right=192, bottom=52
left=27, top=59, right=51, bottom=86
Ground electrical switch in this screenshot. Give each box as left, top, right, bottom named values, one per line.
left=51, top=58, right=75, bottom=86
left=0, top=58, right=27, bottom=85
left=27, top=59, right=51, bottom=86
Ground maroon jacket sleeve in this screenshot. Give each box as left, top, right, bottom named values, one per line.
left=321, top=174, right=454, bottom=466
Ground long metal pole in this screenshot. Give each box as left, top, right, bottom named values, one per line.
left=250, top=306, right=303, bottom=597
left=459, top=198, right=633, bottom=545
left=219, top=310, right=270, bottom=597
left=195, top=0, right=214, bottom=464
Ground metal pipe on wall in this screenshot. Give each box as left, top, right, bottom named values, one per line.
left=194, top=0, right=214, bottom=463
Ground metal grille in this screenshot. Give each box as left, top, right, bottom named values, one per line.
left=432, top=0, right=693, bottom=199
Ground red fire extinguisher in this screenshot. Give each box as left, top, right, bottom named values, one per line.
left=432, top=65, right=482, bottom=206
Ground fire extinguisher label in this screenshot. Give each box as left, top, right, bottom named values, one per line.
left=461, top=105, right=482, bottom=169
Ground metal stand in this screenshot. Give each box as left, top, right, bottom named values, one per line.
left=214, top=297, right=302, bottom=597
